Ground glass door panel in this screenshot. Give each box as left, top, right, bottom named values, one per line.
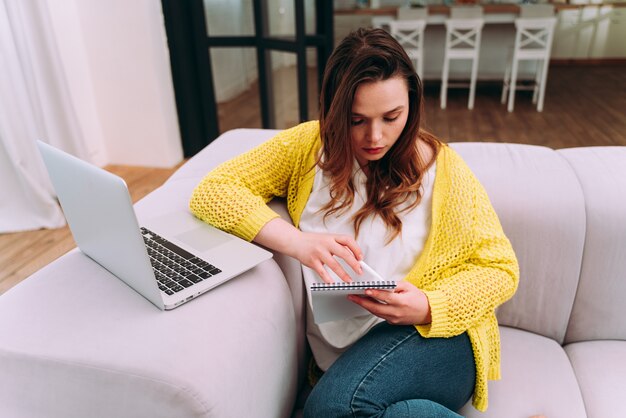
left=203, top=0, right=255, bottom=36
left=268, top=50, right=299, bottom=129
left=267, top=0, right=296, bottom=39
left=161, top=0, right=333, bottom=155
left=210, top=47, right=261, bottom=133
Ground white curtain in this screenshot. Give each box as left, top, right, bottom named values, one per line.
left=0, top=0, right=88, bottom=233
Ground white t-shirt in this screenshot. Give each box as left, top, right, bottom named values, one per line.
left=299, top=158, right=436, bottom=370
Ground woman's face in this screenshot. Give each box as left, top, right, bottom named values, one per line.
left=350, top=76, right=410, bottom=169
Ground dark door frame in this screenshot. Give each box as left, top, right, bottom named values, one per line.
left=161, top=0, right=334, bottom=157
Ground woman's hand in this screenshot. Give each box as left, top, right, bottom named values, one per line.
left=289, top=231, right=363, bottom=283
left=254, top=218, right=363, bottom=283
left=348, top=281, right=432, bottom=325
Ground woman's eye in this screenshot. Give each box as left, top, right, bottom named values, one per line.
left=351, top=119, right=364, bottom=126
left=384, top=116, right=399, bottom=123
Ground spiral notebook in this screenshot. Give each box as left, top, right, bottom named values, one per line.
left=309, top=260, right=397, bottom=324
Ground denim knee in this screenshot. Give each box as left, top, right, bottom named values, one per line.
left=303, top=383, right=353, bottom=418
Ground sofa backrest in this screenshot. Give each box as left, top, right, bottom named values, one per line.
left=168, top=128, right=280, bottom=183
left=452, top=143, right=586, bottom=344
left=558, top=147, right=626, bottom=344
left=179, top=129, right=622, bottom=346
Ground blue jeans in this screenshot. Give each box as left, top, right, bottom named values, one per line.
left=303, top=322, right=475, bottom=418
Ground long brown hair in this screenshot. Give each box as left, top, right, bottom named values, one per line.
left=318, top=27, right=440, bottom=243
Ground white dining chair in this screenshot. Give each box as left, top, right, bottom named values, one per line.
left=440, top=6, right=484, bottom=110
left=389, top=19, right=428, bottom=80
left=501, top=6, right=556, bottom=112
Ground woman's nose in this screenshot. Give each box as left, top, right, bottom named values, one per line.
left=368, top=121, right=383, bottom=142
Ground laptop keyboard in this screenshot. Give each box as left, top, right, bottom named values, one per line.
left=140, top=227, right=222, bottom=296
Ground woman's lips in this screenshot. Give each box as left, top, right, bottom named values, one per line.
left=363, top=147, right=384, bottom=155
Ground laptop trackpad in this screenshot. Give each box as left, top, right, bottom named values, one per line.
left=175, top=227, right=231, bottom=252
left=144, top=210, right=233, bottom=252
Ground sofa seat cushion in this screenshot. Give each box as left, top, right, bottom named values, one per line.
left=565, top=340, right=626, bottom=418
left=460, top=326, right=586, bottom=418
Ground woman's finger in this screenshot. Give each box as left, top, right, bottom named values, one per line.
left=311, top=260, right=334, bottom=283
left=348, top=294, right=393, bottom=318
left=334, top=235, right=363, bottom=261
left=348, top=282, right=431, bottom=325
left=322, top=253, right=353, bottom=283
left=331, top=243, right=363, bottom=278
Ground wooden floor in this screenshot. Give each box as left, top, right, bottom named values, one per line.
left=421, top=64, right=626, bottom=148
left=1, top=64, right=625, bottom=296
left=219, top=64, right=626, bottom=148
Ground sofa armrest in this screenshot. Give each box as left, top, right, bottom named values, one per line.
left=0, top=250, right=298, bottom=418
left=267, top=199, right=308, bottom=389
left=157, top=128, right=310, bottom=392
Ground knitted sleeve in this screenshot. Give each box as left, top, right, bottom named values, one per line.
left=416, top=152, right=519, bottom=338
left=189, top=122, right=317, bottom=242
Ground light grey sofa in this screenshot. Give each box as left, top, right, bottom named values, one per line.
left=0, top=128, right=625, bottom=418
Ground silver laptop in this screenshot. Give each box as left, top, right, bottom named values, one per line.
left=37, top=141, right=272, bottom=310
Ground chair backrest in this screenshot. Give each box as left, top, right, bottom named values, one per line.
left=389, top=19, right=427, bottom=52
left=444, top=6, right=484, bottom=54
left=519, top=4, right=555, bottom=18
left=513, top=17, right=557, bottom=60
left=371, top=15, right=394, bottom=32
left=389, top=19, right=427, bottom=78
left=444, top=18, right=484, bottom=53
left=397, top=5, right=428, bottom=21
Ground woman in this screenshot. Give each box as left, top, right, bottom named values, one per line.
left=190, top=28, right=518, bottom=416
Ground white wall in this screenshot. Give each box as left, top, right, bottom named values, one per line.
left=47, top=0, right=183, bottom=168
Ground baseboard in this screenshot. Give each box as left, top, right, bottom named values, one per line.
left=550, top=58, right=626, bottom=66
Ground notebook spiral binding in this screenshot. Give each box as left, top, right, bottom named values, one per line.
left=311, top=281, right=397, bottom=291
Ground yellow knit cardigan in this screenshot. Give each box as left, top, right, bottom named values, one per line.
left=189, top=120, right=519, bottom=411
